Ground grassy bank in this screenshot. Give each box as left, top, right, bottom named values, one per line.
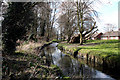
left=58, top=40, right=120, bottom=68
left=3, top=41, right=64, bottom=80
left=80, top=40, right=119, bottom=58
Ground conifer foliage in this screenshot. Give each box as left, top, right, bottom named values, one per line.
left=2, top=2, right=36, bottom=54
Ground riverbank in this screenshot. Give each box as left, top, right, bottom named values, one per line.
left=16, top=40, right=58, bottom=54
left=2, top=41, right=64, bottom=80
left=58, top=40, right=120, bottom=71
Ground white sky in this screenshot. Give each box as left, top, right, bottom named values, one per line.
left=1, top=0, right=119, bottom=33
left=94, top=0, right=119, bottom=33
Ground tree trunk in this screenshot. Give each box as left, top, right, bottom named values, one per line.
left=77, top=1, right=83, bottom=45
left=79, top=33, right=83, bottom=45
left=60, top=27, right=62, bottom=41
left=40, top=20, right=45, bottom=36
left=67, top=35, right=71, bottom=43
left=46, top=27, right=49, bottom=42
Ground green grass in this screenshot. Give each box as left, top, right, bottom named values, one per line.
left=57, top=43, right=70, bottom=46
left=86, top=39, right=119, bottom=43
left=80, top=40, right=119, bottom=57
left=58, top=40, right=120, bottom=68
left=58, top=40, right=120, bottom=61
left=51, top=39, right=62, bottom=42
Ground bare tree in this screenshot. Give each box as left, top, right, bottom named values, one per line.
left=58, top=1, right=98, bottom=44
left=31, top=2, right=58, bottom=42
left=58, top=2, right=77, bottom=42
left=104, top=23, right=116, bottom=39
left=104, top=23, right=116, bottom=32
left=75, top=0, right=98, bottom=44
left=47, top=2, right=59, bottom=41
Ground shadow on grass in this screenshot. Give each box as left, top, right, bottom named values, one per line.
left=14, top=52, right=27, bottom=56
left=3, top=57, right=29, bottom=72
left=2, top=57, right=30, bottom=80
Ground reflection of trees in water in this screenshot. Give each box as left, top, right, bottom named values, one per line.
left=39, top=45, right=98, bottom=78
left=58, top=55, right=97, bottom=78
left=80, top=64, right=98, bottom=78
left=58, top=55, right=72, bottom=76
left=39, top=46, right=57, bottom=66
left=45, top=46, right=56, bottom=54
left=45, top=46, right=57, bottom=66
left=58, top=55, right=83, bottom=77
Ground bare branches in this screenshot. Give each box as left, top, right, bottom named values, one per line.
left=83, top=22, right=97, bottom=37
left=58, top=2, right=77, bottom=42
left=104, top=24, right=117, bottom=32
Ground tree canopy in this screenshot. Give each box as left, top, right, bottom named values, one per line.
left=2, top=1, right=99, bottom=54
left=2, top=2, right=37, bottom=54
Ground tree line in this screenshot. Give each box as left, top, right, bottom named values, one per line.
left=2, top=1, right=98, bottom=54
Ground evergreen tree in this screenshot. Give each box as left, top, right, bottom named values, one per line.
left=2, top=2, right=36, bottom=54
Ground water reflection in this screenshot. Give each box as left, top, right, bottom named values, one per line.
left=39, top=43, right=115, bottom=80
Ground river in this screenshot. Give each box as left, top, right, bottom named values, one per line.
left=39, top=43, right=116, bottom=80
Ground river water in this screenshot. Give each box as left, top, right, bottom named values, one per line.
left=39, top=43, right=116, bottom=80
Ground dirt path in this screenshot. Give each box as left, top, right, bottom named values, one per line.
left=60, top=41, right=100, bottom=48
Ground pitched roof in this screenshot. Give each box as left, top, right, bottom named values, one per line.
left=102, top=31, right=120, bottom=37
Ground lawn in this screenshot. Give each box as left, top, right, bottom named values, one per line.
left=58, top=40, right=120, bottom=66
left=79, top=40, right=120, bottom=58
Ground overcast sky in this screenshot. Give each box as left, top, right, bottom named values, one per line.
left=94, top=0, right=118, bottom=33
